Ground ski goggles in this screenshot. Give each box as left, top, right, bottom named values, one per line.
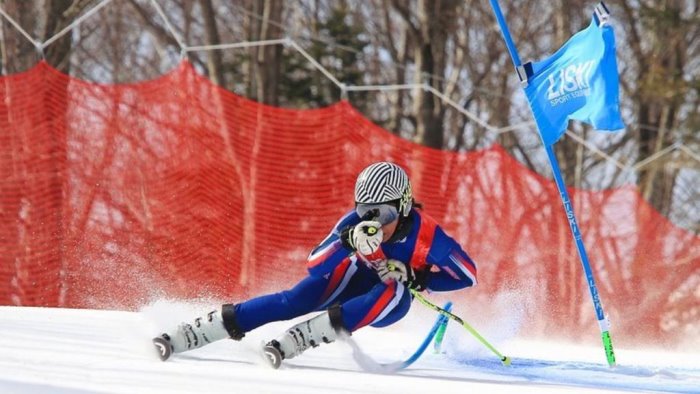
left=355, top=203, right=399, bottom=225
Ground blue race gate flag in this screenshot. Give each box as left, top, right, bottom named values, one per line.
left=522, top=4, right=624, bottom=145
left=489, top=0, right=619, bottom=367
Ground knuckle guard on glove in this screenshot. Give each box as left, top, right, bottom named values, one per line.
left=377, top=259, right=409, bottom=284
left=349, top=221, right=383, bottom=255
left=376, top=260, right=430, bottom=291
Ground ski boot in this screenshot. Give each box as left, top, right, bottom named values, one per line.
left=262, top=305, right=346, bottom=369
left=153, top=303, right=245, bottom=361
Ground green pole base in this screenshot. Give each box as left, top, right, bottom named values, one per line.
left=602, top=330, right=616, bottom=367
left=433, top=321, right=448, bottom=353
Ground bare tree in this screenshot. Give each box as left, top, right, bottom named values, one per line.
left=388, top=0, right=459, bottom=149
left=619, top=0, right=699, bottom=215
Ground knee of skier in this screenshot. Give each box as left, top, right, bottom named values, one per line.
left=368, top=289, right=411, bottom=328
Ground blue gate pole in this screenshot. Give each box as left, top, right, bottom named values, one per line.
left=488, top=0, right=616, bottom=366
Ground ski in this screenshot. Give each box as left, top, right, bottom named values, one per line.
left=348, top=301, right=453, bottom=372
left=397, top=301, right=452, bottom=369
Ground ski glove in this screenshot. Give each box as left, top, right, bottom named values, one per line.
left=377, top=260, right=430, bottom=292
left=343, top=220, right=383, bottom=256
left=376, top=259, right=409, bottom=284
left=409, top=267, right=430, bottom=292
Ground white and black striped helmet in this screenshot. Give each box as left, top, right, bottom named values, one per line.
left=354, top=162, right=413, bottom=217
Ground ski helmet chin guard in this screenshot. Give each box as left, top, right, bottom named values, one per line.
left=354, top=162, right=413, bottom=217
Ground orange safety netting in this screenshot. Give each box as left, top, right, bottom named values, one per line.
left=1, top=61, right=698, bottom=347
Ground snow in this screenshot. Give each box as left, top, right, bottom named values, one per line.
left=0, top=302, right=697, bottom=394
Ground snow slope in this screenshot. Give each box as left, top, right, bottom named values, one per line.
left=0, top=302, right=697, bottom=394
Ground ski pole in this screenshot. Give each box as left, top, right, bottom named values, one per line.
left=410, top=289, right=512, bottom=366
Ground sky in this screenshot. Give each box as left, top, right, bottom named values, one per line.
left=0, top=300, right=698, bottom=394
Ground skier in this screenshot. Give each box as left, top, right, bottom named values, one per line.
left=153, top=162, right=478, bottom=368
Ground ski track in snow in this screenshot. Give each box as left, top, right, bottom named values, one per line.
left=0, top=302, right=698, bottom=394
